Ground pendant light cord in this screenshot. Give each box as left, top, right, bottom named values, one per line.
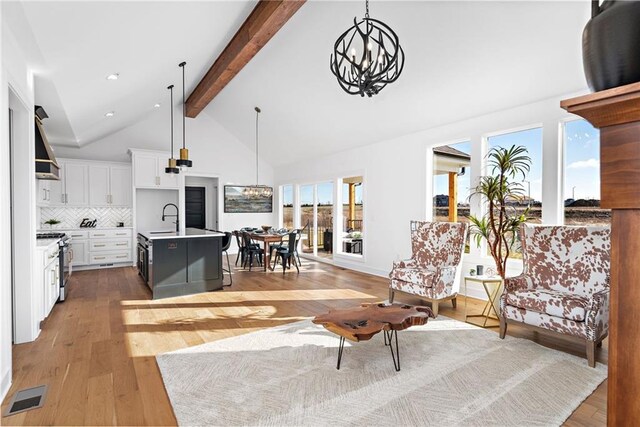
left=180, top=62, right=186, bottom=149
left=168, top=85, right=174, bottom=157
left=255, top=107, right=260, bottom=185
left=365, top=0, right=369, bottom=19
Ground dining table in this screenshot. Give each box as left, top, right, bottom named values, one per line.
left=233, top=230, right=286, bottom=272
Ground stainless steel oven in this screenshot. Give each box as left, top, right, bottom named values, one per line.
left=59, top=235, right=71, bottom=301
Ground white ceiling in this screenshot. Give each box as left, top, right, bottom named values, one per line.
left=17, top=1, right=591, bottom=165
left=205, top=1, right=591, bottom=166
left=20, top=0, right=256, bottom=146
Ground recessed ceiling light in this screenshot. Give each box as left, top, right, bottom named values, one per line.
left=154, top=103, right=161, bottom=108
left=105, top=111, right=115, bottom=118
left=106, top=73, right=119, bottom=81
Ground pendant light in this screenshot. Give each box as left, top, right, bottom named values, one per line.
left=165, top=85, right=179, bottom=174
left=243, top=107, right=273, bottom=198
left=176, top=61, right=193, bottom=168
left=330, top=0, right=405, bottom=97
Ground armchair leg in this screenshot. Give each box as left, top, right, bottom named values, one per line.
left=586, top=340, right=597, bottom=367
left=451, top=297, right=457, bottom=309
left=431, top=301, right=439, bottom=318
left=597, top=340, right=603, bottom=348
left=499, top=317, right=507, bottom=339
left=389, top=289, right=395, bottom=303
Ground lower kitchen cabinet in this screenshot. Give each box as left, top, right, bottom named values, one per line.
left=62, top=228, right=133, bottom=270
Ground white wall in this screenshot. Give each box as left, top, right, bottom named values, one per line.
left=275, top=92, right=584, bottom=299
left=136, top=189, right=179, bottom=231
left=53, top=107, right=276, bottom=252
left=1, top=4, right=38, bottom=399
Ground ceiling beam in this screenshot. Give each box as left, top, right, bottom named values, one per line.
left=185, top=0, right=306, bottom=118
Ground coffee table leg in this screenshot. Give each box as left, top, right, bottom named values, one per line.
left=336, top=336, right=346, bottom=370
left=385, top=330, right=401, bottom=371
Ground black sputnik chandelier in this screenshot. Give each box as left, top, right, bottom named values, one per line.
left=330, top=0, right=405, bottom=97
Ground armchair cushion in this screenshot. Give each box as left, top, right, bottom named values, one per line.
left=505, top=289, right=589, bottom=322
left=389, top=266, right=434, bottom=286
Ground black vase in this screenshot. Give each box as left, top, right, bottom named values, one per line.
left=582, top=0, right=640, bottom=92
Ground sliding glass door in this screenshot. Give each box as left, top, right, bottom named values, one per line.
left=298, top=182, right=334, bottom=260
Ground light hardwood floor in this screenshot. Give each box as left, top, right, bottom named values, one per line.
left=2, top=261, right=606, bottom=425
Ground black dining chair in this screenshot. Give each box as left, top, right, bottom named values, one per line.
left=242, top=231, right=264, bottom=271
left=273, top=232, right=300, bottom=274
left=220, top=231, right=233, bottom=286
left=234, top=231, right=246, bottom=267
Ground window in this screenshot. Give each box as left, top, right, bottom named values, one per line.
left=300, top=184, right=314, bottom=255
left=432, top=142, right=471, bottom=253
left=339, top=176, right=363, bottom=257
left=281, top=184, right=294, bottom=230
left=487, top=127, right=543, bottom=258
left=564, top=119, right=609, bottom=226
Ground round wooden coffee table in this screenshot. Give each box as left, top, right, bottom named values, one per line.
left=312, top=303, right=434, bottom=371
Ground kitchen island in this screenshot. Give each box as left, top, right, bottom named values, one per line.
left=137, top=228, right=225, bottom=299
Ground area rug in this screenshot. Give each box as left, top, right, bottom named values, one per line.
left=156, top=317, right=607, bottom=426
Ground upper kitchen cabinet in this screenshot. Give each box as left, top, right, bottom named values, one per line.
left=130, top=149, right=179, bottom=190
left=88, top=163, right=132, bottom=207
left=49, top=160, right=90, bottom=207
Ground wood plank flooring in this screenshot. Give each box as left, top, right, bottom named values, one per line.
left=1, top=261, right=607, bottom=425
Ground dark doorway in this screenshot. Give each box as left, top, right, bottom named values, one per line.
left=185, top=186, right=206, bottom=229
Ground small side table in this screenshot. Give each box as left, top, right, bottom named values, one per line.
left=464, top=275, right=503, bottom=328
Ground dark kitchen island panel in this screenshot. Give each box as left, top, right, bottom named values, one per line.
left=138, top=228, right=224, bottom=299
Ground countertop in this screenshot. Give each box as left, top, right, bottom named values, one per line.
left=35, top=238, right=60, bottom=250
left=138, top=228, right=225, bottom=241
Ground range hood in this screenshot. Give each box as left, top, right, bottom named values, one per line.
left=34, top=105, right=60, bottom=180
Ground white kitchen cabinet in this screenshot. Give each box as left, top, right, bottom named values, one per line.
left=44, top=259, right=60, bottom=315
left=134, top=154, right=158, bottom=188
left=49, top=160, right=89, bottom=206
left=36, top=179, right=51, bottom=206
left=88, top=164, right=131, bottom=207
left=110, top=165, right=132, bottom=206
left=69, top=239, right=88, bottom=266
left=89, top=164, right=110, bottom=206
left=132, top=151, right=179, bottom=189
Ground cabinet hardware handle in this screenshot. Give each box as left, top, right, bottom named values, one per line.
left=116, top=256, right=128, bottom=259
left=116, top=243, right=127, bottom=246
left=116, top=233, right=126, bottom=236
left=94, top=256, right=106, bottom=260
left=94, top=244, right=106, bottom=247
left=72, top=234, right=83, bottom=237
left=94, top=234, right=105, bottom=237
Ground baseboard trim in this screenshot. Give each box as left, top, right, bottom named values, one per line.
left=1, top=368, right=11, bottom=402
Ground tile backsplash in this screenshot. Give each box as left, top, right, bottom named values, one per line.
left=40, top=207, right=132, bottom=229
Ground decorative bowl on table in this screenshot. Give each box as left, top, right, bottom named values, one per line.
left=261, top=225, right=272, bottom=233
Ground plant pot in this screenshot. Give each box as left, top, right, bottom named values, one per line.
left=582, top=0, right=640, bottom=92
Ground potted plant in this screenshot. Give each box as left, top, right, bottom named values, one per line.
left=468, top=145, right=531, bottom=279
left=44, top=218, right=61, bottom=229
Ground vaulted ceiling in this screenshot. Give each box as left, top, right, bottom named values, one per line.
left=16, top=1, right=591, bottom=166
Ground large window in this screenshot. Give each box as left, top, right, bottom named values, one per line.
left=281, top=184, right=294, bottom=230
left=564, top=119, right=609, bottom=226
left=340, top=176, right=363, bottom=257
left=487, top=127, right=543, bottom=257
left=432, top=142, right=471, bottom=252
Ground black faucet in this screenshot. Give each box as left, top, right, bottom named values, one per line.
left=162, top=203, right=179, bottom=232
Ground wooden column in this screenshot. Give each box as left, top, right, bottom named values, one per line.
left=348, top=183, right=356, bottom=228
left=448, top=172, right=458, bottom=222
left=562, top=82, right=640, bottom=425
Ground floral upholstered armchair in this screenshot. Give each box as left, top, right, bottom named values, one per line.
left=499, top=224, right=611, bottom=367
left=389, top=221, right=467, bottom=317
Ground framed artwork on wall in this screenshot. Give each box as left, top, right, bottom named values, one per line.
left=224, top=185, right=273, bottom=213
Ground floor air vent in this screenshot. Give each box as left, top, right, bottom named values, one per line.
left=3, top=385, right=47, bottom=416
